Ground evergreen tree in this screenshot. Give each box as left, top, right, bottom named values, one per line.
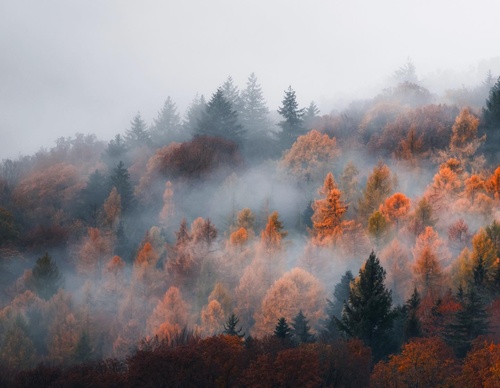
left=277, top=86, right=305, bottom=149
left=483, top=76, right=500, bottom=127
left=183, top=94, right=206, bottom=134
left=241, top=72, right=271, bottom=135
left=29, top=253, right=63, bottom=300
left=303, top=101, right=320, bottom=130
left=444, top=287, right=489, bottom=358
left=0, top=207, right=18, bottom=246
left=195, top=88, right=245, bottom=146
left=75, top=169, right=109, bottom=226
left=337, top=251, right=394, bottom=360
left=291, top=310, right=315, bottom=344
left=274, top=317, right=292, bottom=340
left=109, top=161, right=135, bottom=212
left=74, top=331, right=93, bottom=363
left=321, top=270, right=354, bottom=341
left=104, top=134, right=127, bottom=166
left=403, top=287, right=422, bottom=341
left=151, top=97, right=182, bottom=145
left=221, top=76, right=244, bottom=115
left=125, top=112, right=150, bottom=148
left=223, top=313, right=245, bottom=338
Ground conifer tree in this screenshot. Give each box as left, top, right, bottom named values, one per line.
left=311, top=172, right=348, bottom=245
left=151, top=97, right=182, bottom=145
left=241, top=73, right=271, bottom=135
left=277, top=86, right=305, bottom=149
left=303, top=101, right=320, bottom=130
left=403, top=287, right=422, bottom=341
left=29, top=253, right=63, bottom=300
left=183, top=93, right=206, bottom=134
left=483, top=76, right=500, bottom=127
left=109, top=161, right=135, bottom=212
left=444, top=287, right=489, bottom=357
left=223, top=313, right=245, bottom=338
left=337, top=251, right=394, bottom=359
left=274, top=317, right=292, bottom=340
left=221, top=76, right=244, bottom=115
left=291, top=310, right=315, bottom=344
left=196, top=88, right=245, bottom=146
left=358, top=161, right=395, bottom=222
left=125, top=112, right=150, bottom=148
left=74, top=331, right=93, bottom=363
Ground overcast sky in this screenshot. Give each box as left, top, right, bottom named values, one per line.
left=1, top=0, right=499, bottom=159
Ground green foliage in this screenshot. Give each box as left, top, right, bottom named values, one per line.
left=29, top=253, right=63, bottom=300
left=274, top=317, right=292, bottom=340
left=444, top=287, right=489, bottom=358
left=223, top=313, right=245, bottom=338
left=403, top=287, right=422, bottom=341
left=0, top=207, right=18, bottom=246
left=277, top=86, right=305, bottom=149
left=337, top=251, right=394, bottom=360
left=75, top=169, right=109, bottom=226
left=109, top=161, right=135, bottom=212
left=291, top=310, right=315, bottom=344
left=196, top=88, right=245, bottom=146
left=125, top=112, right=150, bottom=148
left=483, top=76, right=500, bottom=127
left=151, top=97, right=183, bottom=145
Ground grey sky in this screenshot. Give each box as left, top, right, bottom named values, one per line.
left=1, top=0, right=499, bottom=159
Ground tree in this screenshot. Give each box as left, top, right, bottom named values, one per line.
left=261, top=211, right=287, bottom=253
left=109, top=161, right=135, bottom=212
left=102, top=187, right=121, bottom=230
left=291, top=310, right=315, bottom=344
left=105, top=134, right=127, bottom=162
left=358, top=161, right=395, bottom=222
left=337, top=251, right=394, bottom=359
left=75, top=170, right=109, bottom=226
left=151, top=97, right=182, bottom=145
left=274, top=317, right=292, bottom=340
left=483, top=76, right=500, bottom=127
left=277, top=86, right=305, bottom=149
left=280, top=130, right=339, bottom=183
left=403, top=287, right=422, bottom=341
left=73, top=331, right=93, bottom=364
left=379, top=192, right=411, bottom=230
left=183, top=94, right=206, bottom=134
left=393, top=58, right=418, bottom=83
left=195, top=88, right=245, bottom=146
left=311, top=172, right=349, bottom=245
left=0, top=207, right=18, bottom=246
left=240, top=73, right=271, bottom=135
left=445, top=288, right=489, bottom=357
left=29, top=253, right=63, bottom=300
left=223, top=313, right=245, bottom=338
left=220, top=76, right=244, bottom=115
left=303, top=101, right=320, bottom=130
left=124, top=112, right=150, bottom=149
left=367, top=210, right=389, bottom=246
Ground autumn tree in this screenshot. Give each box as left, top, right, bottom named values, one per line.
left=379, top=192, right=411, bottom=230
left=77, top=228, right=113, bottom=277
left=102, top=187, right=121, bottom=230
left=261, top=211, right=287, bottom=254
left=457, top=340, right=500, bottom=387
left=280, top=130, right=339, bottom=183
left=337, top=251, right=395, bottom=359
left=28, top=253, right=63, bottom=300
left=253, top=267, right=325, bottom=338
left=358, top=161, right=395, bottom=222
left=158, top=181, right=174, bottom=232
left=201, top=300, right=225, bottom=336
left=311, top=172, right=349, bottom=246
left=448, top=218, right=471, bottom=253
left=277, top=86, right=305, bottom=149
left=449, top=108, right=483, bottom=157
left=367, top=210, right=389, bottom=247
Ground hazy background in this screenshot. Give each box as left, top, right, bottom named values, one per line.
left=1, top=0, right=499, bottom=159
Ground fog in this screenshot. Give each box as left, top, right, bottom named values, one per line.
left=1, top=0, right=499, bottom=159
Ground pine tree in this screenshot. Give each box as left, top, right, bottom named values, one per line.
left=445, top=287, right=489, bottom=357
left=151, top=96, right=182, bottom=145
left=483, top=76, right=500, bottom=127
left=277, top=86, right=305, bottom=149
left=322, top=270, right=354, bottom=341
left=303, top=101, right=320, bottom=130
left=291, top=310, right=315, bottom=344
left=109, top=161, right=135, bottom=212
left=196, top=88, right=245, bottom=146
left=125, top=112, right=150, bottom=148
left=221, top=76, right=244, bottom=115
left=76, top=169, right=109, bottom=226
left=29, top=253, right=63, bottom=300
left=403, top=287, right=422, bottom=341
left=223, top=313, right=245, bottom=338
left=241, top=73, right=271, bottom=136
left=274, top=317, right=292, bottom=340
left=105, top=134, right=128, bottom=162
left=183, top=94, right=206, bottom=134
left=74, top=331, right=93, bottom=363
left=337, top=251, right=394, bottom=360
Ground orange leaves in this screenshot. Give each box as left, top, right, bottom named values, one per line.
left=280, top=129, right=339, bottom=183
left=380, top=192, right=411, bottom=226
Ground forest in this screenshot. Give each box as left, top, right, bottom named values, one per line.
left=1, top=65, right=500, bottom=386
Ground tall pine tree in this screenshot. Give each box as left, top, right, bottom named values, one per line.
left=277, top=86, right=305, bottom=150
left=337, top=251, right=394, bottom=360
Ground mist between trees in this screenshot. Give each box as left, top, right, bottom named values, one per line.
left=1, top=68, right=500, bottom=385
